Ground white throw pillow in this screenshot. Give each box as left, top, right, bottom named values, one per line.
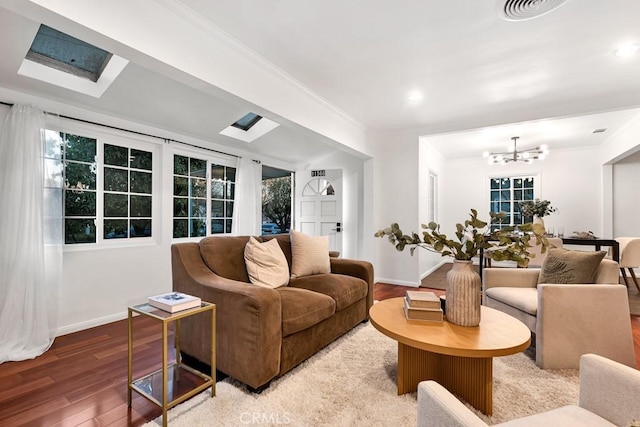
left=290, top=230, right=331, bottom=279
left=244, top=236, right=289, bottom=288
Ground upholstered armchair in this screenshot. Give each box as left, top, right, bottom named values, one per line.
left=483, top=249, right=636, bottom=369
left=417, top=353, right=640, bottom=427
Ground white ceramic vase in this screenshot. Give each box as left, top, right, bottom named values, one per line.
left=533, top=215, right=545, bottom=229
left=445, top=260, right=481, bottom=327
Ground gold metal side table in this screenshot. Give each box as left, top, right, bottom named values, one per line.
left=127, top=301, right=216, bottom=427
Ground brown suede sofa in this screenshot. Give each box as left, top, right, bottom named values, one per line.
left=171, top=234, right=374, bottom=390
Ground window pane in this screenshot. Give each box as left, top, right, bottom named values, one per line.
left=64, top=133, right=96, bottom=162
left=174, top=155, right=188, bottom=175
left=513, top=178, right=523, bottom=189
left=211, top=219, right=224, bottom=234
left=226, top=201, right=234, bottom=217
left=211, top=200, right=224, bottom=218
left=490, top=178, right=500, bottom=190
left=104, top=193, right=128, bottom=217
left=190, top=158, right=207, bottom=177
left=174, top=176, right=188, bottom=196
left=65, top=218, right=96, bottom=244
left=130, top=219, right=151, bottom=237
left=226, top=182, right=235, bottom=199
left=65, top=162, right=96, bottom=190
left=130, top=171, right=152, bottom=194
left=490, top=191, right=500, bottom=202
left=524, top=189, right=534, bottom=199
left=500, top=202, right=510, bottom=212
left=191, top=199, right=206, bottom=218
left=173, top=219, right=188, bottom=238
left=104, top=219, right=128, bottom=239
left=104, top=167, right=128, bottom=192
left=225, top=219, right=232, bottom=233
left=130, top=195, right=151, bottom=217
left=173, top=198, right=188, bottom=217
left=130, top=149, right=152, bottom=170
left=211, top=164, right=224, bottom=180
left=514, top=190, right=523, bottom=200
left=191, top=178, right=207, bottom=198
left=44, top=158, right=63, bottom=187
left=190, top=219, right=206, bottom=237
left=65, top=190, right=96, bottom=216
left=226, top=167, right=236, bottom=182
left=104, top=144, right=128, bottom=167
left=211, top=181, right=224, bottom=199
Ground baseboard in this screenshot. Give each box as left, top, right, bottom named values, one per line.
left=374, top=277, right=420, bottom=287
left=420, top=260, right=448, bottom=280
left=56, top=311, right=127, bottom=337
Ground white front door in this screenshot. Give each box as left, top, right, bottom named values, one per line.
left=295, top=169, right=343, bottom=254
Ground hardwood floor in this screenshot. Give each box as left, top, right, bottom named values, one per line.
left=0, top=284, right=638, bottom=426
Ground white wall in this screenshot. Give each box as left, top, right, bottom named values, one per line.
left=372, top=130, right=421, bottom=286
left=418, top=138, right=447, bottom=278
left=440, top=147, right=605, bottom=239
left=613, top=150, right=640, bottom=237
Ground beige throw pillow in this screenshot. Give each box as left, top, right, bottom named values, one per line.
left=537, top=247, right=607, bottom=285
left=290, top=230, right=331, bottom=279
left=244, top=236, right=289, bottom=288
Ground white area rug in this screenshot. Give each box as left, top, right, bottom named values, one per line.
left=143, top=322, right=579, bottom=426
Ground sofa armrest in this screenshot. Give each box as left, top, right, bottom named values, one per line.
left=417, top=381, right=488, bottom=427
left=483, top=268, right=540, bottom=290
left=171, top=243, right=282, bottom=389
left=536, top=284, right=635, bottom=369
left=594, top=258, right=620, bottom=284
left=330, top=258, right=375, bottom=316
left=579, top=353, right=640, bottom=426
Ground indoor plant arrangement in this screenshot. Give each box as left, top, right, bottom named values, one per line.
left=518, top=199, right=557, bottom=218
left=375, top=209, right=548, bottom=326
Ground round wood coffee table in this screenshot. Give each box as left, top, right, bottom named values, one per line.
left=369, top=297, right=531, bottom=415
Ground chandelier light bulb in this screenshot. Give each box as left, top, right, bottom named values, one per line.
left=482, top=151, right=490, bottom=158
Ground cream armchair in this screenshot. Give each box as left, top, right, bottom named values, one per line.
left=483, top=258, right=636, bottom=369
left=417, top=354, right=640, bottom=427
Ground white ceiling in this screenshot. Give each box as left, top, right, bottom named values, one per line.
left=1, top=0, right=640, bottom=160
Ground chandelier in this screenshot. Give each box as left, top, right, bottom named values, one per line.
left=483, top=136, right=549, bottom=165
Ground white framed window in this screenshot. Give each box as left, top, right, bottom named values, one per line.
left=428, top=171, right=438, bottom=223
left=488, top=175, right=538, bottom=230
left=46, top=128, right=158, bottom=246
left=172, top=153, right=236, bottom=238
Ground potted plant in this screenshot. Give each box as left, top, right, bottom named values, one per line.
left=375, top=209, right=548, bottom=326
left=518, top=199, right=556, bottom=229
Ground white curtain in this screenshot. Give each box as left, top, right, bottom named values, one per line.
left=0, top=104, right=62, bottom=363
left=232, top=157, right=261, bottom=236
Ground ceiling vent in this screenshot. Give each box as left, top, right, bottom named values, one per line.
left=500, top=0, right=571, bottom=21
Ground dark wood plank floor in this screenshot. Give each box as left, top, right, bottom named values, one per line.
left=0, top=284, right=638, bottom=426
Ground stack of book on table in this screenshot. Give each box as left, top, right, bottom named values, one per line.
left=148, top=292, right=201, bottom=313
left=404, top=290, right=443, bottom=322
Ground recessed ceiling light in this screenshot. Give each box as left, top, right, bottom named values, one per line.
left=407, top=90, right=423, bottom=104
left=614, top=43, right=639, bottom=57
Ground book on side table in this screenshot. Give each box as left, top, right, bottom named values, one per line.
left=148, top=292, right=201, bottom=313
left=404, top=291, right=443, bottom=322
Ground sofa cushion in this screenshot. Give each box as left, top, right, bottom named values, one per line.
left=485, top=287, right=538, bottom=316
left=277, top=287, right=336, bottom=336
left=290, top=230, right=331, bottom=279
left=200, top=236, right=251, bottom=282
left=538, top=248, right=607, bottom=285
left=289, top=273, right=368, bottom=311
left=244, top=236, right=290, bottom=289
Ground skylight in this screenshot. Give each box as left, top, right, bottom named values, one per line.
left=26, top=25, right=112, bottom=82
left=231, top=112, right=262, bottom=131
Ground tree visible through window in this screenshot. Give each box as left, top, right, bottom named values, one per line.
left=172, top=154, right=236, bottom=238
left=53, top=130, right=154, bottom=244
left=489, top=176, right=535, bottom=230
left=262, top=176, right=292, bottom=234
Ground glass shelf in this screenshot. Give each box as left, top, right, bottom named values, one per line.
left=131, top=363, right=211, bottom=407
